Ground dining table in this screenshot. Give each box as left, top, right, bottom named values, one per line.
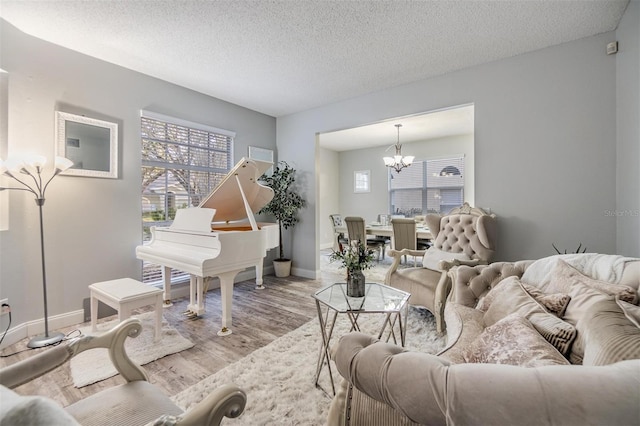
left=335, top=223, right=433, bottom=241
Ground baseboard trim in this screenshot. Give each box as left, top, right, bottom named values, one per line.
left=0, top=309, right=84, bottom=350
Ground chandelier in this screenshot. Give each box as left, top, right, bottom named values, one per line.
left=383, top=124, right=414, bottom=173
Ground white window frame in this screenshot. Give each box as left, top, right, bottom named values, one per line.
left=354, top=170, right=370, bottom=193
left=140, top=110, right=235, bottom=284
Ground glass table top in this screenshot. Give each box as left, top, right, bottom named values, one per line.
left=313, top=282, right=410, bottom=313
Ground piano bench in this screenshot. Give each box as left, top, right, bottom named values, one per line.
left=89, top=278, right=163, bottom=342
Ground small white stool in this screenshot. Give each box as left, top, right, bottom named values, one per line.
left=89, top=278, right=163, bottom=341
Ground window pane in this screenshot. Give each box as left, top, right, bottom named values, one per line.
left=389, top=157, right=464, bottom=216
left=140, top=115, right=233, bottom=284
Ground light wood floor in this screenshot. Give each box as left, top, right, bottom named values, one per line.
left=0, top=272, right=336, bottom=407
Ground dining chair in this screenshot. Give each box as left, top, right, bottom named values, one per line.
left=344, top=216, right=387, bottom=260
left=329, top=214, right=349, bottom=252
left=390, top=218, right=430, bottom=266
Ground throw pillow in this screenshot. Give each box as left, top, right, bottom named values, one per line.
left=547, top=259, right=637, bottom=309
left=521, top=282, right=571, bottom=317
left=422, top=247, right=471, bottom=271
left=476, top=276, right=515, bottom=312
left=544, top=259, right=638, bottom=364
left=619, top=299, right=640, bottom=327
left=527, top=312, right=577, bottom=357
left=463, top=313, right=570, bottom=367
left=483, top=277, right=550, bottom=327
left=581, top=299, right=640, bottom=366
left=481, top=277, right=577, bottom=357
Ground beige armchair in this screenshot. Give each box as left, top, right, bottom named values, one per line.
left=0, top=318, right=246, bottom=426
left=385, top=203, right=497, bottom=333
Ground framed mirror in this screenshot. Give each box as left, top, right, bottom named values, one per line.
left=55, top=111, right=118, bottom=178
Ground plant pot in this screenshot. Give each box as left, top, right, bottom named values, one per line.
left=273, top=259, right=292, bottom=277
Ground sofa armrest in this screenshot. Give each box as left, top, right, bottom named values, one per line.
left=448, top=260, right=532, bottom=307
left=385, top=249, right=427, bottom=284
left=332, top=332, right=449, bottom=425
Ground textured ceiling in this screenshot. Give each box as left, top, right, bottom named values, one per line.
left=0, top=0, right=629, bottom=120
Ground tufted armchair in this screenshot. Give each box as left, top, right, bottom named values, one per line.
left=0, top=318, right=246, bottom=426
left=385, top=203, right=497, bottom=333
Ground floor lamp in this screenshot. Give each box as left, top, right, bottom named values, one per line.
left=1, top=155, right=73, bottom=348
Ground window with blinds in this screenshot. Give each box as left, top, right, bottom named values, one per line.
left=389, top=157, right=464, bottom=216
left=140, top=112, right=234, bottom=284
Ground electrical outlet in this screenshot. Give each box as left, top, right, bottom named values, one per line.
left=0, top=298, right=8, bottom=316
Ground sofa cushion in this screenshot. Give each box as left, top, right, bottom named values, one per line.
left=483, top=277, right=554, bottom=326
left=438, top=303, right=485, bottom=364
left=521, top=282, right=571, bottom=317
left=544, top=260, right=638, bottom=364
left=463, top=313, right=570, bottom=367
left=482, top=277, right=577, bottom=357
left=421, top=247, right=470, bottom=271
left=581, top=299, right=640, bottom=366
left=527, top=312, right=576, bottom=357
left=546, top=259, right=637, bottom=309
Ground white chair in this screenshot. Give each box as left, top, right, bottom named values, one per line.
left=0, top=319, right=246, bottom=426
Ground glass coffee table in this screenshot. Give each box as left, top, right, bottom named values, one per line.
left=312, top=282, right=410, bottom=395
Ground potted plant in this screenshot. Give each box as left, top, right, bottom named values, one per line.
left=259, top=161, right=306, bottom=277
left=329, top=240, right=376, bottom=297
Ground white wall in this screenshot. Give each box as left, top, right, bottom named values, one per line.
left=318, top=147, right=340, bottom=249
left=616, top=0, right=640, bottom=257
left=280, top=29, right=631, bottom=278
left=0, top=20, right=277, bottom=333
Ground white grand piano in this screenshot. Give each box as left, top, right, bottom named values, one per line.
left=136, top=158, right=278, bottom=336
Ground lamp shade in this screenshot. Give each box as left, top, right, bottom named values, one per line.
left=54, top=156, right=74, bottom=172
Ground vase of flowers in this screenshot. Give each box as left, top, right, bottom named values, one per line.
left=329, top=240, right=376, bottom=297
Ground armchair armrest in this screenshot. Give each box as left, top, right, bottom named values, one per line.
left=0, top=318, right=147, bottom=389
left=385, top=248, right=426, bottom=284
left=153, top=384, right=246, bottom=426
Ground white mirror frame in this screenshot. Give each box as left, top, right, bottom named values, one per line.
left=55, top=111, right=118, bottom=178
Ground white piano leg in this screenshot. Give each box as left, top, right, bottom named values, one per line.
left=217, top=271, right=239, bottom=336
left=255, top=259, right=265, bottom=290
left=162, top=266, right=173, bottom=307
left=187, top=275, right=206, bottom=316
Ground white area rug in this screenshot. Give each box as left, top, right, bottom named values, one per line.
left=171, top=306, right=445, bottom=425
left=70, top=312, right=194, bottom=388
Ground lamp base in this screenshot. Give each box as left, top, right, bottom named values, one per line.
left=27, top=331, right=65, bottom=349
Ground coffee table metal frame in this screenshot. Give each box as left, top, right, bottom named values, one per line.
left=312, top=282, right=410, bottom=395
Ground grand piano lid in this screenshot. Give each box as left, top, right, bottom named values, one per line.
left=199, top=157, right=274, bottom=223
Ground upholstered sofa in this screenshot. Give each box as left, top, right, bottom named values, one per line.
left=328, top=254, right=640, bottom=425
